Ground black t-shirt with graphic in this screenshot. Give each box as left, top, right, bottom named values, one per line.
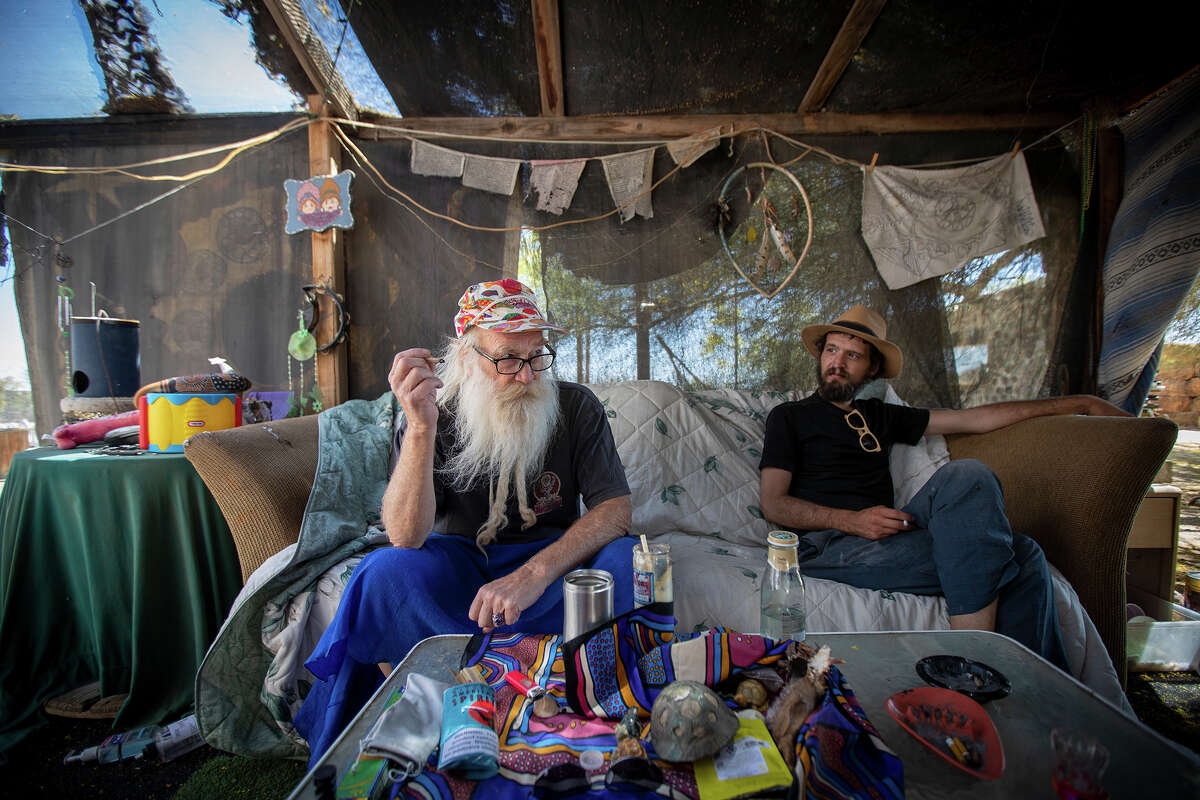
left=395, top=382, right=629, bottom=543
left=759, top=393, right=930, bottom=511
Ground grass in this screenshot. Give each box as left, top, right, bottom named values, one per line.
left=0, top=711, right=304, bottom=798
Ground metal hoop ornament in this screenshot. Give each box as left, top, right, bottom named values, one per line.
left=300, top=284, right=350, bottom=352
left=717, top=162, right=813, bottom=300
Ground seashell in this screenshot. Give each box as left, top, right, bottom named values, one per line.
left=650, top=680, right=738, bottom=762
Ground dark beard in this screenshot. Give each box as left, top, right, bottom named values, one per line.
left=816, top=365, right=867, bottom=404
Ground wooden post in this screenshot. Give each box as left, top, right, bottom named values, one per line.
left=635, top=283, right=650, bottom=380
left=308, top=94, right=348, bottom=408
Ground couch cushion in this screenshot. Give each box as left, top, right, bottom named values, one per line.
left=589, top=381, right=793, bottom=547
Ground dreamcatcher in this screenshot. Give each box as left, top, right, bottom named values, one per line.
left=286, top=283, right=349, bottom=416
left=715, top=162, right=813, bottom=300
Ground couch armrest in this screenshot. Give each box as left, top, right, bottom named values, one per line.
left=945, top=414, right=1177, bottom=684
left=184, top=416, right=321, bottom=584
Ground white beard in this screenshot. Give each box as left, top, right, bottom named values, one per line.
left=435, top=334, right=560, bottom=551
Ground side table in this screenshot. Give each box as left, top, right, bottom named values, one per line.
left=0, top=446, right=242, bottom=755
left=1126, top=484, right=1183, bottom=619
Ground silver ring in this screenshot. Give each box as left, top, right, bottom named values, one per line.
left=492, top=612, right=505, bottom=627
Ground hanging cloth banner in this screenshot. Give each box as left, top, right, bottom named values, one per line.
left=529, top=159, right=587, bottom=215
left=861, top=152, right=1046, bottom=290
left=600, top=149, right=655, bottom=222
left=667, top=127, right=722, bottom=168
left=462, top=153, right=522, bottom=196
left=1098, top=69, right=1200, bottom=410
left=410, top=139, right=465, bottom=178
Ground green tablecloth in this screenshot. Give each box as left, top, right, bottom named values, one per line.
left=0, top=447, right=241, bottom=756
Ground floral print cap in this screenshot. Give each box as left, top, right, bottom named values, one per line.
left=454, top=279, right=569, bottom=338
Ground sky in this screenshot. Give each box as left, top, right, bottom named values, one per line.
left=0, top=0, right=301, bottom=119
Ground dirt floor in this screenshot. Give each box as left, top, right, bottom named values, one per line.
left=1167, top=428, right=1200, bottom=604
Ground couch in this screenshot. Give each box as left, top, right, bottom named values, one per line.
left=186, top=380, right=1176, bottom=757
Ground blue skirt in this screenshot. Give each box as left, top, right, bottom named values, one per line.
left=294, top=531, right=637, bottom=766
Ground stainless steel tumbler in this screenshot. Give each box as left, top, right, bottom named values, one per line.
left=562, top=568, right=614, bottom=641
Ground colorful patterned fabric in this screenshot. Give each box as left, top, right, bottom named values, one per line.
left=453, top=278, right=569, bottom=338
left=387, top=612, right=902, bottom=799
left=796, top=666, right=905, bottom=800
left=562, top=603, right=790, bottom=720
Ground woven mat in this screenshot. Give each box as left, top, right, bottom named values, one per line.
left=43, top=682, right=128, bottom=719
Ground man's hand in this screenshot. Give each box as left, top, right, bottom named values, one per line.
left=840, top=505, right=914, bottom=540
left=389, top=348, right=442, bottom=432
left=469, top=565, right=550, bottom=631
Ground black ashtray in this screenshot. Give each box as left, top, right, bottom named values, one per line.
left=915, top=655, right=1011, bottom=703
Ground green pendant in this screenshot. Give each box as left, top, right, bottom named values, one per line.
left=288, top=328, right=317, bottom=361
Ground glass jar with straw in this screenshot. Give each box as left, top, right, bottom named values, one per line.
left=633, top=533, right=672, bottom=607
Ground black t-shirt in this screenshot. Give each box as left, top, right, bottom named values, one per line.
left=759, top=393, right=930, bottom=511
left=395, top=382, right=630, bottom=543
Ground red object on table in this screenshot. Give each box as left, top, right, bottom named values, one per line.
left=504, top=670, right=546, bottom=699
left=886, top=686, right=1005, bottom=780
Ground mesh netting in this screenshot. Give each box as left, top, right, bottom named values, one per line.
left=346, top=127, right=1086, bottom=410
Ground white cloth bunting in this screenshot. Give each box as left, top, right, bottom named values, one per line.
left=861, top=152, right=1046, bottom=290
left=462, top=153, right=522, bottom=196
left=600, top=149, right=655, bottom=222
left=410, top=139, right=465, bottom=178
left=529, top=159, right=587, bottom=215
left=667, top=127, right=721, bottom=167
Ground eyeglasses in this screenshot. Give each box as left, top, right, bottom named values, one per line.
left=473, top=344, right=556, bottom=375
left=531, top=756, right=665, bottom=798
left=844, top=408, right=881, bottom=453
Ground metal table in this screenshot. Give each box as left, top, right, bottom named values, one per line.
left=288, top=630, right=1200, bottom=799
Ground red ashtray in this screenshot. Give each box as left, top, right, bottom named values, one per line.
left=886, top=686, right=1005, bottom=780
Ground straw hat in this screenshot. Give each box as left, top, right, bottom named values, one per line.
left=801, top=305, right=903, bottom=379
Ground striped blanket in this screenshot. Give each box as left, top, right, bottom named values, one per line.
left=1098, top=70, right=1200, bottom=410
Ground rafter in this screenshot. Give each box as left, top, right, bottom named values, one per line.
left=261, top=0, right=357, bottom=120
left=531, top=0, right=565, bottom=117
left=355, top=110, right=1074, bottom=141
left=798, top=0, right=889, bottom=113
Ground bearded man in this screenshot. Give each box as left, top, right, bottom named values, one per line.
left=295, top=280, right=634, bottom=764
left=758, top=305, right=1130, bottom=670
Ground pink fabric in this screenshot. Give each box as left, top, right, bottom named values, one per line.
left=52, top=409, right=140, bottom=449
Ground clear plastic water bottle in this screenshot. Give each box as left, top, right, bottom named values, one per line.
left=760, top=530, right=806, bottom=641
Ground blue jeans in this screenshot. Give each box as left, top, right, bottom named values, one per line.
left=294, top=531, right=637, bottom=766
left=795, top=459, right=1069, bottom=670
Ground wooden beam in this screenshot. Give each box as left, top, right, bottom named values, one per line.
left=799, top=0, right=888, bottom=113
left=308, top=95, right=349, bottom=409
left=356, top=110, right=1075, bottom=141
left=531, top=0, right=565, bottom=117
left=262, top=0, right=357, bottom=121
